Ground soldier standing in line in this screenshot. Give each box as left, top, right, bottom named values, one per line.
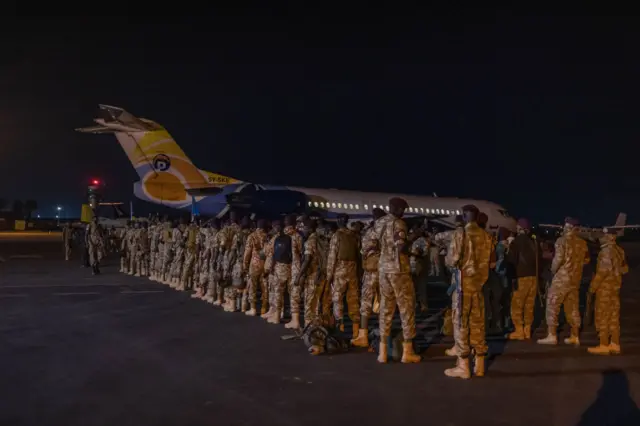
left=243, top=218, right=269, bottom=316
left=537, top=217, right=589, bottom=346
left=283, top=215, right=303, bottom=328
left=148, top=218, right=160, bottom=281
left=179, top=220, right=199, bottom=291
left=87, top=217, right=105, bottom=276
left=226, top=217, right=251, bottom=312
left=295, top=218, right=324, bottom=327
left=373, top=198, right=420, bottom=364
left=128, top=221, right=141, bottom=276
left=119, top=221, right=132, bottom=274
left=137, top=221, right=150, bottom=277
left=263, top=219, right=292, bottom=325
left=327, top=213, right=360, bottom=335
left=160, top=217, right=174, bottom=284
left=169, top=218, right=187, bottom=288
left=352, top=208, right=386, bottom=348
left=62, top=223, right=73, bottom=261
left=203, top=219, right=222, bottom=303
left=587, top=227, right=627, bottom=355
left=444, top=205, right=492, bottom=379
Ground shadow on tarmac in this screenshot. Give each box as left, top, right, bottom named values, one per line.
left=576, top=369, right=640, bottom=426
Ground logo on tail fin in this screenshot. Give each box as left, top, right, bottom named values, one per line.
left=152, top=154, right=171, bottom=172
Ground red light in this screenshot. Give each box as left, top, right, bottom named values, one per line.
left=91, top=179, right=99, bottom=185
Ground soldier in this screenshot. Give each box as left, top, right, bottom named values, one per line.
left=428, top=226, right=442, bottom=277
left=444, top=205, right=492, bottom=379
left=538, top=217, right=589, bottom=346
left=478, top=212, right=502, bottom=334
left=119, top=221, right=132, bottom=274
left=243, top=218, right=269, bottom=316
left=87, top=217, right=105, bottom=275
left=506, top=218, right=538, bottom=340
left=352, top=208, right=386, bottom=348
left=193, top=222, right=210, bottom=299
left=169, top=218, right=187, bottom=287
left=226, top=217, right=251, bottom=312
left=148, top=218, right=160, bottom=281
left=587, top=228, right=627, bottom=355
left=62, top=223, right=73, bottom=261
left=127, top=221, right=139, bottom=275
left=160, top=217, right=174, bottom=284
left=263, top=219, right=292, bottom=324
left=316, top=220, right=333, bottom=327
left=217, top=212, right=242, bottom=311
left=284, top=215, right=303, bottom=328
left=327, top=213, right=360, bottom=335
left=410, top=225, right=430, bottom=313
left=296, top=218, right=324, bottom=327
left=373, top=198, right=420, bottom=364
left=137, top=221, right=150, bottom=276
left=203, top=219, right=222, bottom=303
left=179, top=220, right=199, bottom=290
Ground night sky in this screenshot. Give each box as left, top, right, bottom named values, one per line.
left=2, top=13, right=639, bottom=224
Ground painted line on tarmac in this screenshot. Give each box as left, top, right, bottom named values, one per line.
left=53, top=292, right=101, bottom=296
left=120, top=290, right=165, bottom=294
left=0, top=294, right=29, bottom=298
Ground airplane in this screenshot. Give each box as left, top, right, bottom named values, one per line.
left=76, top=104, right=517, bottom=232
left=538, top=213, right=640, bottom=241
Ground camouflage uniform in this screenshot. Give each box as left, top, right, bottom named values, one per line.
left=62, top=224, right=73, bottom=260
left=128, top=225, right=139, bottom=275
left=160, top=221, right=173, bottom=283
left=444, top=222, right=492, bottom=379
left=87, top=222, right=104, bottom=269
left=119, top=225, right=131, bottom=274
left=194, top=227, right=211, bottom=297
left=327, top=227, right=360, bottom=327
left=361, top=223, right=381, bottom=319
left=211, top=229, right=226, bottom=305
left=410, top=235, right=430, bottom=310
left=180, top=223, right=199, bottom=290
left=170, top=224, right=187, bottom=286
left=541, top=228, right=589, bottom=342
left=263, top=234, right=293, bottom=324
left=588, top=234, right=627, bottom=353
left=301, top=231, right=323, bottom=326
left=316, top=228, right=332, bottom=327
left=243, top=228, right=268, bottom=314
left=373, top=213, right=420, bottom=363
left=228, top=228, right=251, bottom=311
left=285, top=225, right=303, bottom=316
left=148, top=223, right=160, bottom=280
left=136, top=225, right=150, bottom=276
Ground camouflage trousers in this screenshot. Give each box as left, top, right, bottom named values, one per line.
left=136, top=251, right=149, bottom=276
left=304, top=275, right=324, bottom=325
left=453, top=283, right=487, bottom=358
left=197, top=256, right=209, bottom=292
left=270, top=263, right=291, bottom=313
left=429, top=246, right=441, bottom=276
left=360, top=270, right=380, bottom=317
left=181, top=250, right=197, bottom=288
left=64, top=242, right=71, bottom=260
left=120, top=249, right=130, bottom=272
left=379, top=272, right=416, bottom=341
left=247, top=272, right=267, bottom=307
left=319, top=278, right=332, bottom=326
left=170, top=247, right=184, bottom=280
left=289, top=270, right=303, bottom=314
left=88, top=243, right=103, bottom=267
left=331, top=260, right=360, bottom=324
left=161, top=245, right=173, bottom=280
left=545, top=281, right=581, bottom=334
left=510, top=276, right=537, bottom=329
left=129, top=248, right=138, bottom=274
left=595, top=286, right=621, bottom=345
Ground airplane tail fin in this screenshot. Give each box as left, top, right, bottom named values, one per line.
left=615, top=212, right=627, bottom=236
left=77, top=105, right=241, bottom=206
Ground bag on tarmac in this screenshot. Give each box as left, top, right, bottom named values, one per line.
left=302, top=323, right=349, bottom=355
left=273, top=234, right=292, bottom=264
left=337, top=230, right=358, bottom=261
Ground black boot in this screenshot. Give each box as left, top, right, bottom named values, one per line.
left=95, top=264, right=101, bottom=275
left=92, top=265, right=97, bottom=275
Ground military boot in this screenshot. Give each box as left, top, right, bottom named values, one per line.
left=245, top=303, right=257, bottom=316
left=260, top=304, right=268, bottom=315
left=507, top=325, right=525, bottom=340
left=444, top=357, right=471, bottom=379
left=537, top=333, right=558, bottom=345
left=261, top=307, right=274, bottom=319
left=588, top=335, right=611, bottom=355
left=401, top=341, right=421, bottom=363
left=377, top=335, right=388, bottom=363
left=351, top=329, right=369, bottom=348
left=267, top=309, right=281, bottom=324
left=474, top=355, right=485, bottom=377
left=445, top=345, right=459, bottom=357
left=523, top=325, right=532, bottom=340
left=285, top=312, right=301, bottom=329
left=564, top=334, right=580, bottom=346
left=240, top=292, right=248, bottom=313
left=213, top=293, right=223, bottom=306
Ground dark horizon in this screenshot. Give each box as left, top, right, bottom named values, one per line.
left=2, top=13, right=640, bottom=224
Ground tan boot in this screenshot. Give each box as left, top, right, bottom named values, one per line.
left=507, top=326, right=525, bottom=340
left=445, top=357, right=471, bottom=379
left=267, top=309, right=281, bottom=324
left=609, top=343, right=621, bottom=355
left=260, top=304, right=268, bottom=315
left=285, top=313, right=301, bottom=329
left=564, top=335, right=580, bottom=346
left=377, top=336, right=388, bottom=363
left=351, top=329, right=369, bottom=348
left=523, top=325, right=531, bottom=340
left=537, top=334, right=558, bottom=345
left=474, top=355, right=485, bottom=377
left=261, top=307, right=274, bottom=319
left=445, top=345, right=459, bottom=357
left=401, top=341, right=421, bottom=363
left=245, top=303, right=257, bottom=316
left=588, top=335, right=611, bottom=355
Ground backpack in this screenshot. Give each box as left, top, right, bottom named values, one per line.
left=315, top=235, right=330, bottom=280
left=273, top=234, right=293, bottom=264
left=302, top=323, right=350, bottom=355
left=337, top=230, right=358, bottom=261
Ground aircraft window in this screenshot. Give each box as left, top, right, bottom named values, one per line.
left=456, top=210, right=460, bottom=215
left=314, top=202, right=318, bottom=207
left=373, top=204, right=377, bottom=209
left=355, top=204, right=360, bottom=210
left=332, top=203, right=336, bottom=208
left=446, top=210, right=450, bottom=215
left=364, top=204, right=368, bottom=210
left=338, top=203, right=342, bottom=208
left=308, top=201, right=312, bottom=206
left=385, top=206, right=389, bottom=211
left=349, top=204, right=353, bottom=209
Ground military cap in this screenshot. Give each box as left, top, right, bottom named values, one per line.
left=477, top=212, right=489, bottom=226
left=372, top=207, right=386, bottom=219
left=454, top=215, right=464, bottom=225
left=462, top=204, right=479, bottom=214
left=389, top=197, right=408, bottom=209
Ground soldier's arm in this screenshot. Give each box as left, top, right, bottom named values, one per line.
left=326, top=233, right=338, bottom=280
left=298, top=238, right=314, bottom=283
left=264, top=236, right=275, bottom=274
left=550, top=237, right=566, bottom=275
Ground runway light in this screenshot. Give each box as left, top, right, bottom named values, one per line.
left=91, top=179, right=100, bottom=185
left=56, top=206, right=62, bottom=211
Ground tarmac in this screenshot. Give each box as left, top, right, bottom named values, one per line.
left=1, top=231, right=639, bottom=426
